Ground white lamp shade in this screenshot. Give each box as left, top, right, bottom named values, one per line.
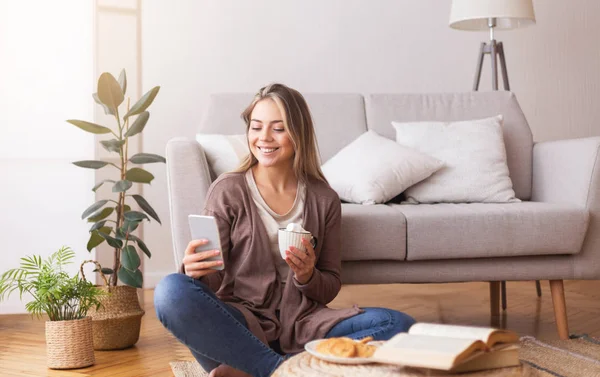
left=449, top=0, right=535, bottom=30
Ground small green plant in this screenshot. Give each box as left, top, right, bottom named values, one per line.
left=0, top=247, right=106, bottom=321
left=67, top=69, right=165, bottom=288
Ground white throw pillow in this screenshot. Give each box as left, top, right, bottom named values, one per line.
left=321, top=130, right=444, bottom=205
left=392, top=115, right=520, bottom=204
left=196, top=134, right=249, bottom=178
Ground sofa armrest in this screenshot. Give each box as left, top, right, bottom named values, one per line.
left=166, top=137, right=213, bottom=271
left=532, top=137, right=600, bottom=207
left=532, top=136, right=600, bottom=278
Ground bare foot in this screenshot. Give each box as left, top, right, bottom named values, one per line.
left=208, top=364, right=252, bottom=377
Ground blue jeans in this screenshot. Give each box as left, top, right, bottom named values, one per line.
left=154, top=273, right=415, bottom=377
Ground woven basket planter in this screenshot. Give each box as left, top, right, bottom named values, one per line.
left=81, top=261, right=145, bottom=350
left=45, top=317, right=95, bottom=369
left=88, top=285, right=145, bottom=350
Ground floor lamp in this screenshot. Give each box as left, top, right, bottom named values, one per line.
left=449, top=0, right=538, bottom=311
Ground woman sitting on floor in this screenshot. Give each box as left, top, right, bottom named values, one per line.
left=154, top=83, right=416, bottom=377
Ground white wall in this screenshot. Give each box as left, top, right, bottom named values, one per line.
left=140, top=0, right=600, bottom=286
left=0, top=1, right=95, bottom=313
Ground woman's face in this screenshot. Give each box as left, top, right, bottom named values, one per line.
left=248, top=99, right=295, bottom=169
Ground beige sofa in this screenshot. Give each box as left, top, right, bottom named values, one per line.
left=166, top=91, right=600, bottom=339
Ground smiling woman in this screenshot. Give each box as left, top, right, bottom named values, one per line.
left=154, top=83, right=416, bottom=377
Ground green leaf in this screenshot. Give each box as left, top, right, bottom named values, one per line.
left=73, top=160, right=110, bottom=169
left=122, top=219, right=140, bottom=233
left=128, top=235, right=151, bottom=258
left=98, top=226, right=112, bottom=234
left=87, top=226, right=112, bottom=251
left=97, top=72, right=124, bottom=113
left=126, top=168, right=154, bottom=184
left=93, top=267, right=114, bottom=275
left=118, top=267, right=142, bottom=288
left=121, top=245, right=141, bottom=270
left=87, top=231, right=105, bottom=251
left=138, top=241, right=151, bottom=258
left=129, top=153, right=166, bottom=164
left=92, top=179, right=115, bottom=192
left=127, top=221, right=140, bottom=233
left=124, top=211, right=149, bottom=222
left=81, top=200, right=108, bottom=220
left=100, top=139, right=125, bottom=153
left=113, top=180, right=133, bottom=193
left=66, top=119, right=112, bottom=135
left=89, top=220, right=107, bottom=232
left=124, top=111, right=149, bottom=138
left=131, top=195, right=161, bottom=224
left=98, top=231, right=123, bottom=248
left=124, top=86, right=160, bottom=119
left=55, top=246, right=75, bottom=265
left=118, top=69, right=127, bottom=96
left=92, top=93, right=115, bottom=115
left=87, top=207, right=114, bottom=222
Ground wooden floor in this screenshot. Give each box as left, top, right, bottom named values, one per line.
left=1, top=280, right=599, bottom=376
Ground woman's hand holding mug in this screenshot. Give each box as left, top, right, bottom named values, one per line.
left=286, top=237, right=316, bottom=284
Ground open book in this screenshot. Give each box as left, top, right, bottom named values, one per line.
left=371, top=323, right=520, bottom=372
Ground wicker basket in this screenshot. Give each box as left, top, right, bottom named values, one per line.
left=45, top=317, right=95, bottom=369
left=81, top=261, right=145, bottom=350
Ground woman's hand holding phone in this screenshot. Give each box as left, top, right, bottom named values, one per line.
left=183, top=239, right=223, bottom=279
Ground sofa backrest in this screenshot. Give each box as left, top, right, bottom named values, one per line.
left=199, top=91, right=533, bottom=200
left=199, top=93, right=367, bottom=163
left=365, top=92, right=533, bottom=200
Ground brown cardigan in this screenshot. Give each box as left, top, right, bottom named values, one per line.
left=194, top=172, right=362, bottom=354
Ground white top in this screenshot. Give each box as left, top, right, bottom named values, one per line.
left=245, top=169, right=306, bottom=283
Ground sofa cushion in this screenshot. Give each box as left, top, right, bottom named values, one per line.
left=322, top=130, right=444, bottom=205
left=390, top=202, right=589, bottom=261
left=341, top=204, right=406, bottom=261
left=365, top=92, right=533, bottom=200
left=196, top=133, right=248, bottom=180
left=393, top=115, right=519, bottom=204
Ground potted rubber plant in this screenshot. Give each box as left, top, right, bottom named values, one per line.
left=0, top=247, right=105, bottom=369
left=67, top=69, right=164, bottom=349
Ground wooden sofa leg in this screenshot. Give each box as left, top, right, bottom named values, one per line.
left=549, top=280, right=569, bottom=340
left=489, top=282, right=500, bottom=318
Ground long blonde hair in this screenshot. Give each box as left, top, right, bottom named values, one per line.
left=235, top=83, right=327, bottom=184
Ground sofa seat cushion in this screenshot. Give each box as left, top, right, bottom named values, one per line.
left=390, top=202, right=589, bottom=261
left=341, top=204, right=406, bottom=261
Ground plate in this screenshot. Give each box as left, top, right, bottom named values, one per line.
left=304, top=339, right=379, bottom=365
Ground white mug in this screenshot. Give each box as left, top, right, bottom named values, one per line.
left=277, top=229, right=317, bottom=259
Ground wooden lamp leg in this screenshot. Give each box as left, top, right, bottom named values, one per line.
left=549, top=280, right=569, bottom=340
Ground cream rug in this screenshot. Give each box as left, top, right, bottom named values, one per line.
left=170, top=334, right=600, bottom=377
left=169, top=360, right=208, bottom=377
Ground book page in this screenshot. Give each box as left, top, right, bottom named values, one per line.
left=409, top=323, right=497, bottom=346
left=372, top=333, right=487, bottom=370
left=450, top=346, right=520, bottom=373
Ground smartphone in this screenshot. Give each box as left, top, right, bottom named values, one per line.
left=188, top=215, right=225, bottom=271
